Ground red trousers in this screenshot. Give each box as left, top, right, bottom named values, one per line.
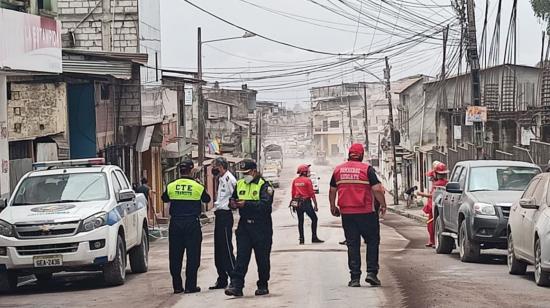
left=427, top=213, right=434, bottom=245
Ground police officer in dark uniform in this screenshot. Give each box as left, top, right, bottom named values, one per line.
left=225, top=159, right=274, bottom=297
left=162, top=159, right=211, bottom=294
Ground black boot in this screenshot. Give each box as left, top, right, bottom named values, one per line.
left=225, top=285, right=244, bottom=297
left=365, top=272, right=381, bottom=286
left=184, top=286, right=201, bottom=294
left=348, top=279, right=360, bottom=287
left=312, top=237, right=324, bottom=243
left=209, top=280, right=227, bottom=290
left=255, top=287, right=269, bottom=296
left=299, top=238, right=304, bottom=245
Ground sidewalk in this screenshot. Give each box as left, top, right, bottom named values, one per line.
left=383, top=190, right=427, bottom=225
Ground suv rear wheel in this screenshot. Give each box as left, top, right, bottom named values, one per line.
left=535, top=238, right=550, bottom=286
left=459, top=220, right=480, bottom=262
left=103, top=234, right=126, bottom=286
left=507, top=232, right=527, bottom=275
left=435, top=215, right=453, bottom=254
left=129, top=226, right=149, bottom=273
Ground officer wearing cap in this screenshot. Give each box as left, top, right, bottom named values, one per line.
left=329, top=143, right=387, bottom=288
left=209, top=157, right=237, bottom=290
left=162, top=159, right=211, bottom=294
left=225, top=159, right=274, bottom=297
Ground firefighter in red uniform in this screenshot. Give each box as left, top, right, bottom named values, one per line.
left=329, top=143, right=387, bottom=287
left=418, top=162, right=449, bottom=247
left=291, top=164, right=324, bottom=245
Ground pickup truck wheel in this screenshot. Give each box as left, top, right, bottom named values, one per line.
left=459, top=220, right=480, bottom=263
left=507, top=232, right=527, bottom=275
left=535, top=238, right=550, bottom=286
left=0, top=270, right=18, bottom=293
left=103, top=234, right=126, bottom=286
left=129, top=227, right=149, bottom=273
left=435, top=215, right=453, bottom=254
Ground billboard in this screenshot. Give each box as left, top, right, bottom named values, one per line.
left=465, top=106, right=488, bottom=126
left=0, top=9, right=62, bottom=73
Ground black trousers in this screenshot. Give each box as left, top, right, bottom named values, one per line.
left=169, top=217, right=202, bottom=290
left=214, top=210, right=236, bottom=284
left=341, top=213, right=380, bottom=279
left=297, top=200, right=318, bottom=240
left=230, top=219, right=273, bottom=289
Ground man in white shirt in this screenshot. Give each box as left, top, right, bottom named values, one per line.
left=209, top=157, right=238, bottom=290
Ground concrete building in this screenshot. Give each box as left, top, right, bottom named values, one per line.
left=0, top=3, right=62, bottom=203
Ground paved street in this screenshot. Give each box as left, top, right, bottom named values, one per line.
left=3, top=160, right=550, bottom=307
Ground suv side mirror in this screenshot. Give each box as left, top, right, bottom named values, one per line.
left=117, top=189, right=136, bottom=202
left=446, top=182, right=463, bottom=194
left=519, top=197, right=539, bottom=209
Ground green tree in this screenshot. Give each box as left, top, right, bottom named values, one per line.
left=531, top=0, right=550, bottom=33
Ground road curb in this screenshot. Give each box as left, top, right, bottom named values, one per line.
left=387, top=206, right=427, bottom=225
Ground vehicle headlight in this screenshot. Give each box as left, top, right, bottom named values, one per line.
left=474, top=203, right=496, bottom=216
left=79, top=213, right=107, bottom=233
left=0, top=220, right=14, bottom=237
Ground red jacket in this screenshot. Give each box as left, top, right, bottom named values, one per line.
left=332, top=161, right=374, bottom=214
left=292, top=176, right=316, bottom=200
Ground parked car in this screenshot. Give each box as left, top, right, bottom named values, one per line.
left=310, top=171, right=320, bottom=194
left=0, top=158, right=149, bottom=292
left=507, top=172, right=550, bottom=286
left=434, top=160, right=540, bottom=263
left=263, top=168, right=280, bottom=188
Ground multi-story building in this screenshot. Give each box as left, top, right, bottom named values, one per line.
left=0, top=0, right=62, bottom=203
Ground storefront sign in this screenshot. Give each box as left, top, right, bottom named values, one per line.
left=0, top=9, right=62, bottom=73
left=465, top=106, right=487, bottom=126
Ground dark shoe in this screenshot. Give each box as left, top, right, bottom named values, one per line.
left=299, top=239, right=304, bottom=245
left=209, top=281, right=227, bottom=290
left=339, top=240, right=347, bottom=245
left=425, top=243, right=434, bottom=248
left=365, top=273, right=381, bottom=286
left=225, top=286, right=244, bottom=297
left=312, top=237, right=324, bottom=243
left=173, top=288, right=184, bottom=294
left=255, top=287, right=269, bottom=296
left=184, top=287, right=201, bottom=294
left=348, top=279, right=360, bottom=287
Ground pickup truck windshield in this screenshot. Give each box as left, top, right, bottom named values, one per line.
left=12, top=173, right=109, bottom=206
left=468, top=166, right=540, bottom=192
left=266, top=151, right=282, bottom=159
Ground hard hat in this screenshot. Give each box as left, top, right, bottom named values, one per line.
left=434, top=162, right=449, bottom=174
left=348, top=143, right=365, bottom=157
left=432, top=160, right=441, bottom=169
left=426, top=170, right=435, bottom=177
left=297, top=164, right=311, bottom=174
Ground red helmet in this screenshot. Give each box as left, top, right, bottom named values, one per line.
left=297, top=164, right=311, bottom=174
left=434, top=162, right=449, bottom=174
left=348, top=143, right=365, bottom=158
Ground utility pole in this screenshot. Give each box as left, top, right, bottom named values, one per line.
left=362, top=83, right=369, bottom=153
left=465, top=0, right=483, bottom=159
left=197, top=27, right=205, bottom=166
left=340, top=110, right=346, bottom=153
left=347, top=96, right=353, bottom=145
left=384, top=57, right=399, bottom=206
left=438, top=25, right=449, bottom=146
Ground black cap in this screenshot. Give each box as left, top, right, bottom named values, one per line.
left=179, top=159, right=194, bottom=172
left=237, top=159, right=257, bottom=172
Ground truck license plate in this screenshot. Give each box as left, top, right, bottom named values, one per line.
left=33, top=255, right=63, bottom=267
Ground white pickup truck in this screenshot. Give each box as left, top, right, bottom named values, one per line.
left=0, top=158, right=149, bottom=292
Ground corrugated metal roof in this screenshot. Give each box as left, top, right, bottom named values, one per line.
left=63, top=49, right=148, bottom=65
left=62, top=59, right=132, bottom=79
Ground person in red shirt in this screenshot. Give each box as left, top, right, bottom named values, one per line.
left=292, top=164, right=324, bottom=245
left=329, top=144, right=387, bottom=287
left=418, top=163, right=449, bottom=247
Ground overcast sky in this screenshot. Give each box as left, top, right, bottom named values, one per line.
left=161, top=0, right=544, bottom=107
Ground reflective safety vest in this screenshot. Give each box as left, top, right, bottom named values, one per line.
left=236, top=178, right=265, bottom=201
left=332, top=161, right=374, bottom=214
left=167, top=178, right=205, bottom=201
